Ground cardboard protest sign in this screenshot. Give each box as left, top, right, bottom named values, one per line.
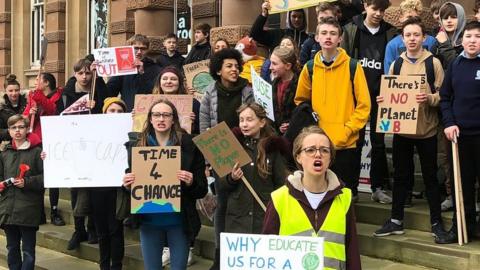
left=221, top=232, right=324, bottom=270
left=193, top=122, right=251, bottom=177
left=376, top=75, right=425, bottom=134
left=41, top=113, right=132, bottom=187
left=270, top=0, right=336, bottom=14
left=131, top=146, right=181, bottom=214
left=183, top=60, right=214, bottom=96
left=358, top=124, right=372, bottom=193
left=251, top=66, right=275, bottom=121
left=60, top=94, right=90, bottom=115
left=133, top=94, right=193, bottom=133
left=93, top=46, right=137, bottom=77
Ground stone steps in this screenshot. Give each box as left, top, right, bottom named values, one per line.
left=42, top=188, right=469, bottom=270
left=0, top=234, right=98, bottom=270
left=0, top=224, right=212, bottom=270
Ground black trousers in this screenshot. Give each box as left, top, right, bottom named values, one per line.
left=70, top=189, right=95, bottom=233
left=90, top=189, right=124, bottom=270
left=391, top=135, right=442, bottom=224
left=355, top=102, right=390, bottom=192
left=331, top=148, right=359, bottom=195
left=451, top=134, right=480, bottom=236
left=4, top=225, right=38, bottom=270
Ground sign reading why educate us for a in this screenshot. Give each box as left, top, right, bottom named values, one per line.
left=193, top=122, right=251, bottom=178
left=270, top=0, right=337, bottom=14
left=133, top=94, right=193, bottom=133
left=131, top=146, right=181, bottom=214
left=251, top=66, right=275, bottom=121
left=41, top=113, right=131, bottom=188
left=93, top=46, right=137, bottom=77
left=376, top=75, right=425, bottom=135
left=221, top=233, right=324, bottom=270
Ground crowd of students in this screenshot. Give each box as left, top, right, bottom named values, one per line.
left=0, top=0, right=479, bottom=269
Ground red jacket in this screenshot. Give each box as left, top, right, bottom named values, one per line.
left=23, top=88, right=63, bottom=141
left=262, top=170, right=361, bottom=270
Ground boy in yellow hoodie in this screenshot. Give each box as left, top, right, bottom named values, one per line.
left=295, top=17, right=371, bottom=200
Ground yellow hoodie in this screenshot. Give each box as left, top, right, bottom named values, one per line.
left=240, top=56, right=265, bottom=84
left=295, top=48, right=371, bottom=149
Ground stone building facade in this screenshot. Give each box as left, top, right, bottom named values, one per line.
left=0, top=0, right=475, bottom=89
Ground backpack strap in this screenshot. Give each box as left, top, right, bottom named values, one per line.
left=307, top=59, right=314, bottom=82
left=392, top=57, right=404, bottom=75
left=349, top=58, right=357, bottom=106
left=424, top=55, right=436, bottom=93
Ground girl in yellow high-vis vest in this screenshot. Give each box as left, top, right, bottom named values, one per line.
left=262, top=126, right=361, bottom=270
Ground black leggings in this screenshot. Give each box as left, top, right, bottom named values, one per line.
left=49, top=188, right=59, bottom=208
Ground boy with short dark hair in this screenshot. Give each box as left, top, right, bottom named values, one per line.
left=341, top=0, right=396, bottom=203
left=374, top=17, right=449, bottom=243
left=157, top=33, right=185, bottom=70
left=299, top=2, right=338, bottom=65
left=184, top=23, right=212, bottom=64
left=440, top=21, right=480, bottom=243
left=107, top=34, right=162, bottom=111
left=295, top=17, right=371, bottom=204
left=430, top=0, right=448, bottom=35
left=384, top=0, right=437, bottom=73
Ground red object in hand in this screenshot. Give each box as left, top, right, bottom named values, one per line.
left=0, top=182, right=5, bottom=192
left=17, top=164, right=30, bottom=179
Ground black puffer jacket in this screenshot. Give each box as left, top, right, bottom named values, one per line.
left=120, top=132, right=207, bottom=241
left=250, top=10, right=308, bottom=50
left=0, top=134, right=43, bottom=228
left=0, top=94, right=27, bottom=141
left=184, top=42, right=211, bottom=65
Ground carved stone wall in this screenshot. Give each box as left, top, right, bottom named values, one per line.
left=0, top=2, right=12, bottom=87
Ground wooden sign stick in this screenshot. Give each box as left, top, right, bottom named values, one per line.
left=30, top=36, right=49, bottom=133
left=452, top=133, right=468, bottom=245
left=241, top=176, right=266, bottom=212
left=89, top=72, right=97, bottom=114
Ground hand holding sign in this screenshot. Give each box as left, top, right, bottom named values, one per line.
left=131, top=146, right=181, bottom=214
left=376, top=75, right=424, bottom=134
left=193, top=122, right=266, bottom=211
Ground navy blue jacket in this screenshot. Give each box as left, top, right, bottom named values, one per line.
left=300, top=36, right=321, bottom=66
left=440, top=54, right=480, bottom=135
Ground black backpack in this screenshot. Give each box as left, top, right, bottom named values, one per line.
left=392, top=55, right=436, bottom=92
left=284, top=102, right=319, bottom=143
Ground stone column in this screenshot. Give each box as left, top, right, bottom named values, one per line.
left=0, top=0, right=11, bottom=87
left=44, top=0, right=66, bottom=86
left=110, top=0, right=135, bottom=47
left=127, top=0, right=175, bottom=54
left=65, top=1, right=88, bottom=77
left=192, top=0, right=219, bottom=30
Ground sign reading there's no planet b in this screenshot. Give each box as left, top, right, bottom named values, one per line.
left=376, top=75, right=423, bottom=135
left=193, top=122, right=251, bottom=178
left=131, top=146, right=181, bottom=214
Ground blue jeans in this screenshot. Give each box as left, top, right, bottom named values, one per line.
left=140, top=224, right=189, bottom=270
left=3, top=225, right=38, bottom=270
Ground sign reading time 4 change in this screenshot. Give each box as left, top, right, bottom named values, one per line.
left=221, top=233, right=324, bottom=270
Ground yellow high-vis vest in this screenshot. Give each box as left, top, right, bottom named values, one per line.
left=271, top=186, right=351, bottom=270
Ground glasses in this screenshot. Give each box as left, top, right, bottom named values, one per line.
left=301, top=146, right=331, bottom=157
left=9, top=125, right=26, bottom=130
left=133, top=46, right=148, bottom=51
left=151, top=112, right=173, bottom=119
